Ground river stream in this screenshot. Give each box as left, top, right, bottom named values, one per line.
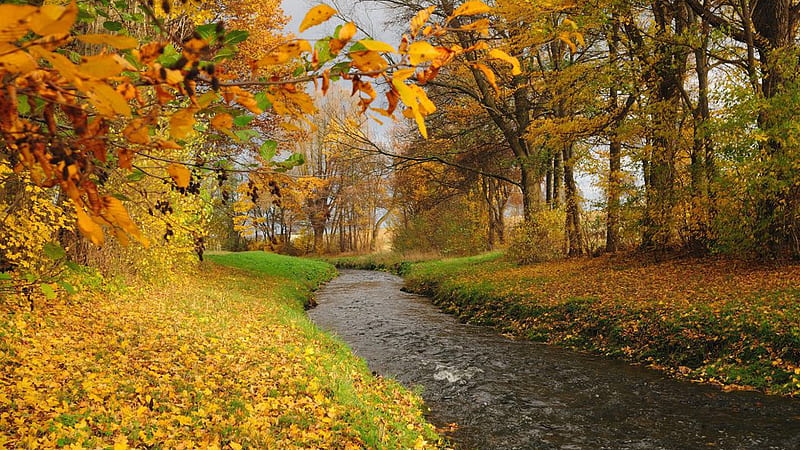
left=307, top=270, right=800, bottom=449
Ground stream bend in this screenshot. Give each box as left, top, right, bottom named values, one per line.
left=308, top=270, right=800, bottom=449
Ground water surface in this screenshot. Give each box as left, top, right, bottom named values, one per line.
left=308, top=270, right=800, bottom=449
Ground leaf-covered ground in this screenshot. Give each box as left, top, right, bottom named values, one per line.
left=337, top=252, right=800, bottom=396
left=0, top=252, right=440, bottom=448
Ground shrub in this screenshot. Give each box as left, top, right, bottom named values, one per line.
left=507, top=209, right=566, bottom=264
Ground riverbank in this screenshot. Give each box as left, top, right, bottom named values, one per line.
left=0, top=252, right=440, bottom=448
left=329, top=252, right=800, bottom=397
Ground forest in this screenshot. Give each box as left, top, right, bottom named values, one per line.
left=1, top=0, right=799, bottom=448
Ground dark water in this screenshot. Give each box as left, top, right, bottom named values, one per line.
left=307, top=270, right=800, bottom=449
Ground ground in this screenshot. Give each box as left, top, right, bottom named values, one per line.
left=0, top=252, right=440, bottom=449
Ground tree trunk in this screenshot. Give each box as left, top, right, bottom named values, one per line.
left=563, top=144, right=585, bottom=257
left=606, top=18, right=622, bottom=253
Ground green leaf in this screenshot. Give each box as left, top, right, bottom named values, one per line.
left=157, top=44, right=181, bottom=67
left=255, top=92, right=272, bottom=111
left=330, top=61, right=351, bottom=76
left=195, top=23, right=219, bottom=44
left=0, top=273, right=11, bottom=280
left=224, top=30, right=249, bottom=46
left=127, top=170, right=146, bottom=182
left=43, top=243, right=66, bottom=260
left=348, top=41, right=367, bottom=52
left=59, top=281, right=77, bottom=295
left=315, top=38, right=333, bottom=65
left=213, top=47, right=236, bottom=62
left=274, top=152, right=305, bottom=171
left=259, top=140, right=277, bottom=161
left=17, top=94, right=30, bottom=115
left=40, top=284, right=56, bottom=300
left=111, top=193, right=130, bottom=201
left=103, top=21, right=123, bottom=31
left=233, top=115, right=255, bottom=127
left=233, top=129, right=259, bottom=142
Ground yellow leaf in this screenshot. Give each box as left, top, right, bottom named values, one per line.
left=211, top=113, right=233, bottom=131
left=77, top=33, right=138, bottom=50
left=102, top=196, right=146, bottom=246
left=451, top=1, right=490, bottom=18
left=0, top=5, right=36, bottom=44
left=257, top=40, right=312, bottom=66
left=79, top=54, right=126, bottom=78
left=338, top=22, right=357, bottom=41
left=358, top=39, right=395, bottom=53
left=349, top=50, right=388, bottom=73
left=29, top=1, right=77, bottom=36
left=229, top=444, right=243, bottom=450
left=474, top=63, right=498, bottom=94
left=167, top=163, right=191, bottom=189
left=299, top=5, right=337, bottom=33
left=170, top=108, right=196, bottom=140
left=392, top=79, right=427, bottom=138
left=409, top=84, right=435, bottom=115
left=0, top=49, right=35, bottom=73
left=85, top=81, right=131, bottom=117
left=460, top=18, right=490, bottom=33
left=558, top=32, right=577, bottom=53
left=407, top=41, right=438, bottom=65
left=392, top=68, right=416, bottom=81
left=488, top=48, right=521, bottom=75
left=410, top=6, right=435, bottom=37
left=76, top=206, right=104, bottom=246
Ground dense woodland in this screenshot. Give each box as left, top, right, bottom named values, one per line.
left=2, top=0, right=800, bottom=289
left=225, top=0, right=800, bottom=262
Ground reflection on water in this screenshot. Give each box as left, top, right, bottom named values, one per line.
left=308, top=270, right=800, bottom=449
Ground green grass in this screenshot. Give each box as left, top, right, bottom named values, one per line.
left=207, top=251, right=442, bottom=448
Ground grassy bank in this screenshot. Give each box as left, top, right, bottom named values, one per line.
left=331, top=252, right=800, bottom=397
left=0, top=252, right=440, bottom=448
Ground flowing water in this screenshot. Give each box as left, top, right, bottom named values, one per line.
left=307, top=270, right=800, bottom=449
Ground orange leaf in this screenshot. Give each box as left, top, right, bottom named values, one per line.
left=338, top=22, right=357, bottom=42
left=167, top=163, right=191, bottom=189
left=257, top=40, right=312, bottom=66
left=410, top=6, right=435, bottom=37
left=211, top=113, right=234, bottom=131
left=76, top=206, right=104, bottom=246
left=169, top=108, right=196, bottom=140
left=474, top=63, right=499, bottom=94
left=102, top=196, right=147, bottom=246
left=123, top=119, right=150, bottom=145
left=29, top=1, right=78, bottom=36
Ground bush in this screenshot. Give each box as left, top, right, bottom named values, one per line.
left=507, top=209, right=566, bottom=264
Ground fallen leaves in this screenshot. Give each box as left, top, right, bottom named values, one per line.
left=0, top=259, right=441, bottom=448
